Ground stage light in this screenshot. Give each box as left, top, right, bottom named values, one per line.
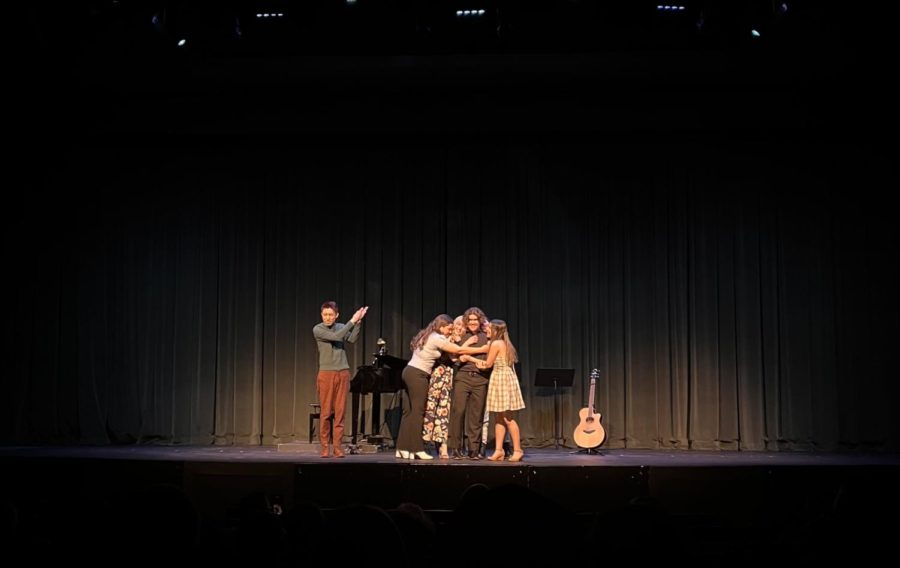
left=418, top=1, right=502, bottom=51
left=649, top=0, right=704, bottom=48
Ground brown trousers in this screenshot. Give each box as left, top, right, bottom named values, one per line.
left=316, top=369, right=350, bottom=448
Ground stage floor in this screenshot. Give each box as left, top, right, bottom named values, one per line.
left=3, top=444, right=899, bottom=466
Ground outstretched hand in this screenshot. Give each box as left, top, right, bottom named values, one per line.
left=351, top=306, right=369, bottom=324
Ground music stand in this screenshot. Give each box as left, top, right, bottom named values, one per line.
left=534, top=368, right=575, bottom=449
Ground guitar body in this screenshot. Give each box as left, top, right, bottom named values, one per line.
left=573, top=408, right=606, bottom=448
left=573, top=369, right=606, bottom=449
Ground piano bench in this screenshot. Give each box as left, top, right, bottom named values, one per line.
left=308, top=403, right=321, bottom=444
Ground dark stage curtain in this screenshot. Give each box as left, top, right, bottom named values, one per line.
left=3, top=141, right=897, bottom=451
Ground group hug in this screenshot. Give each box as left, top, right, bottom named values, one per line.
left=313, top=303, right=525, bottom=461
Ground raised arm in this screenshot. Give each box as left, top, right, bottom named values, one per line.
left=345, top=320, right=362, bottom=344
left=313, top=322, right=358, bottom=342
left=317, top=306, right=368, bottom=343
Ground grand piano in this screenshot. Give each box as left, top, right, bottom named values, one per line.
left=350, top=354, right=406, bottom=443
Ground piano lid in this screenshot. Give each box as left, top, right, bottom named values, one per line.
left=350, top=354, right=407, bottom=393
left=374, top=354, right=408, bottom=370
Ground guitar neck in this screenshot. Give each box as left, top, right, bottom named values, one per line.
left=587, top=378, right=596, bottom=417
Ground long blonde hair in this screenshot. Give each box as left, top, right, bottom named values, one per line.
left=410, top=314, right=453, bottom=353
left=489, top=319, right=518, bottom=363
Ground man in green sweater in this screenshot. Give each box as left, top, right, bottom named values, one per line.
left=313, top=301, right=368, bottom=457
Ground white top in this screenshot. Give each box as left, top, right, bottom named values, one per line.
left=407, top=332, right=449, bottom=374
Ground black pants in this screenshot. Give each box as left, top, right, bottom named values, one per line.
left=448, top=371, right=489, bottom=452
left=397, top=365, right=430, bottom=452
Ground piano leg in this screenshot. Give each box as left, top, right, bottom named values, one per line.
left=351, top=391, right=361, bottom=445
left=372, top=394, right=381, bottom=438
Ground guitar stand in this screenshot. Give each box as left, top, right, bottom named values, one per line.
left=572, top=447, right=604, bottom=456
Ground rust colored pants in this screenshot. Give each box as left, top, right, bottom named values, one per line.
left=316, top=369, right=351, bottom=448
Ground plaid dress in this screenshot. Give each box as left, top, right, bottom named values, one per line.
left=422, top=363, right=454, bottom=443
left=486, top=356, right=525, bottom=412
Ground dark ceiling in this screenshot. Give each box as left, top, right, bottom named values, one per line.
left=14, top=1, right=893, bottom=142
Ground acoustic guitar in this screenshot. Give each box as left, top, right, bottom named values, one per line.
left=573, top=369, right=606, bottom=449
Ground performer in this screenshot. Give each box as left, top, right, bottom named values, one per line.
left=448, top=308, right=491, bottom=459
left=461, top=319, right=525, bottom=462
left=313, top=301, right=368, bottom=458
